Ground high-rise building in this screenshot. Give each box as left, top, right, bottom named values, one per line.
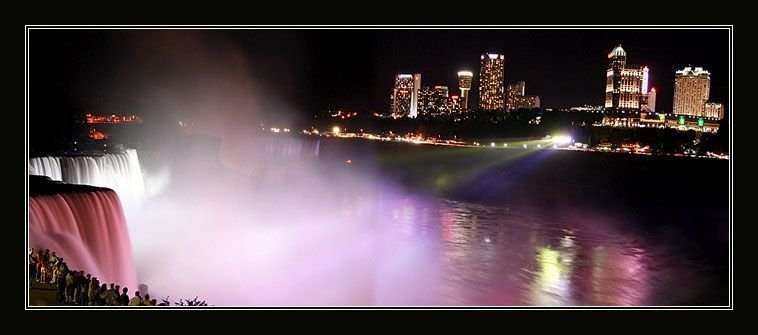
left=417, top=86, right=434, bottom=115
left=704, top=102, right=724, bottom=119
left=410, top=73, right=422, bottom=118
left=644, top=87, right=657, bottom=112
left=604, top=45, right=650, bottom=111
left=418, top=86, right=435, bottom=115
left=434, top=86, right=450, bottom=114
left=673, top=66, right=711, bottom=117
left=506, top=81, right=540, bottom=110
left=506, top=81, right=525, bottom=110
left=391, top=74, right=422, bottom=118
left=478, top=53, right=505, bottom=110
left=457, top=71, right=473, bottom=110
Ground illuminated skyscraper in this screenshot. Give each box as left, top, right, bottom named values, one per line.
left=673, top=66, right=711, bottom=117
left=391, top=74, right=421, bottom=118
left=506, top=81, right=525, bottom=110
left=478, top=53, right=505, bottom=110
left=417, top=86, right=434, bottom=115
left=434, top=86, right=450, bottom=114
left=410, top=73, right=421, bottom=118
left=604, top=45, right=649, bottom=111
left=457, top=71, right=473, bottom=110
left=644, top=87, right=657, bottom=112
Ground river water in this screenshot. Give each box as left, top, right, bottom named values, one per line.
left=128, top=138, right=728, bottom=306
left=362, top=194, right=726, bottom=306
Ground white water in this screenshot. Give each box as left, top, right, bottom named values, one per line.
left=28, top=156, right=62, bottom=181
left=29, top=149, right=146, bottom=211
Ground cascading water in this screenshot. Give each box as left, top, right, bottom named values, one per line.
left=28, top=136, right=327, bottom=304
left=28, top=156, right=63, bottom=181
left=28, top=149, right=145, bottom=211
left=28, top=149, right=145, bottom=297
left=259, top=136, right=320, bottom=160
left=29, top=176, right=137, bottom=290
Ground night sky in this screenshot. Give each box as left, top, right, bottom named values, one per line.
left=30, top=28, right=729, bottom=126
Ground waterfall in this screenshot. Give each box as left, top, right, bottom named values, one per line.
left=29, top=178, right=137, bottom=290
left=27, top=149, right=145, bottom=292
left=28, top=156, right=63, bottom=181
left=28, top=149, right=145, bottom=209
left=260, top=136, right=320, bottom=160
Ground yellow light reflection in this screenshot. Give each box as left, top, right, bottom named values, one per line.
left=538, top=248, right=562, bottom=284
left=530, top=245, right=576, bottom=306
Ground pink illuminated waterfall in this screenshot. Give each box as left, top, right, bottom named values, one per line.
left=29, top=181, right=137, bottom=290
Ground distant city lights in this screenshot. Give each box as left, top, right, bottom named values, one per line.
left=85, top=114, right=142, bottom=124
left=296, top=127, right=725, bottom=159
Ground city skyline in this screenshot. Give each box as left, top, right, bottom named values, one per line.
left=31, top=29, right=729, bottom=126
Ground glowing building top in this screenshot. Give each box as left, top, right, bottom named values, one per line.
left=457, top=71, right=473, bottom=110
left=604, top=44, right=650, bottom=111
left=676, top=66, right=710, bottom=77
left=458, top=71, right=473, bottom=89
left=608, top=45, right=627, bottom=58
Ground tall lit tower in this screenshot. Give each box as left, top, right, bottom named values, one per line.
left=391, top=74, right=414, bottom=118
left=604, top=45, right=648, bottom=111
left=673, top=66, right=711, bottom=117
left=410, top=73, right=422, bottom=118
left=642, top=66, right=649, bottom=94
left=457, top=71, right=473, bottom=110
left=478, top=53, right=505, bottom=110
left=647, top=87, right=657, bottom=112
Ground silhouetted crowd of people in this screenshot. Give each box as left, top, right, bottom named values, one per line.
left=29, top=247, right=162, bottom=306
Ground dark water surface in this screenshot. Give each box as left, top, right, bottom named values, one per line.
left=316, top=139, right=729, bottom=305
